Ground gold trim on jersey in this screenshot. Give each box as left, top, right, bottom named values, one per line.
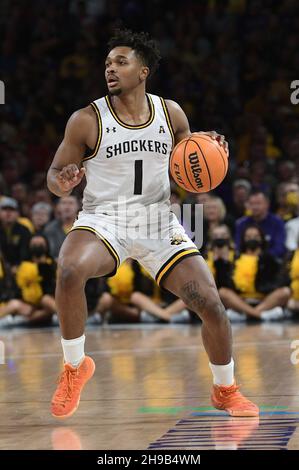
left=105, top=94, right=155, bottom=129
left=160, top=97, right=175, bottom=148
left=155, top=248, right=200, bottom=286
left=82, top=102, right=102, bottom=161
left=69, top=225, right=120, bottom=272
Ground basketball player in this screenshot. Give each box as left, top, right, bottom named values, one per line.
left=47, top=29, right=259, bottom=419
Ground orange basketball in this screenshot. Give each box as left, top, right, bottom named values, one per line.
left=170, top=133, right=228, bottom=193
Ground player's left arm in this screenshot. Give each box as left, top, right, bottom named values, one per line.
left=165, top=99, right=229, bottom=154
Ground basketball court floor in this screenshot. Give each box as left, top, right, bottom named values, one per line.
left=1, top=321, right=299, bottom=450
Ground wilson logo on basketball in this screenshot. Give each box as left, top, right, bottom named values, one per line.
left=188, top=152, right=203, bottom=189
left=170, top=133, right=228, bottom=193
left=174, top=163, right=184, bottom=186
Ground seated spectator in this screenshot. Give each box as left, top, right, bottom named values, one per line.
left=288, top=249, right=299, bottom=313
left=249, top=160, right=273, bottom=196
left=14, top=235, right=57, bottom=325
left=0, top=251, right=25, bottom=321
left=85, top=278, right=103, bottom=322
left=0, top=197, right=31, bottom=271
left=235, top=190, right=286, bottom=259
left=97, top=259, right=187, bottom=323
left=219, top=225, right=291, bottom=321
left=31, top=202, right=53, bottom=234
left=130, top=261, right=188, bottom=323
left=202, top=195, right=234, bottom=254
left=276, top=160, right=297, bottom=184
left=11, top=182, right=30, bottom=218
left=275, top=182, right=299, bottom=222
left=230, top=179, right=251, bottom=222
left=206, top=224, right=235, bottom=289
left=285, top=215, right=299, bottom=253
left=44, top=195, right=79, bottom=259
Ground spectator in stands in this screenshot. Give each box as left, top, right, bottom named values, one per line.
left=230, top=179, right=251, bottom=222
left=235, top=190, right=286, bottom=259
left=202, top=195, right=234, bottom=253
left=14, top=235, right=57, bottom=324
left=275, top=182, right=299, bottom=223
left=288, top=248, right=299, bottom=313
left=97, top=260, right=188, bottom=324
left=0, top=250, right=25, bottom=321
left=219, top=225, right=291, bottom=321
left=0, top=197, right=31, bottom=271
left=206, top=224, right=235, bottom=290
left=44, top=195, right=79, bottom=259
left=286, top=219, right=299, bottom=253
left=285, top=197, right=299, bottom=252
left=11, top=183, right=30, bottom=218
left=31, top=202, right=53, bottom=234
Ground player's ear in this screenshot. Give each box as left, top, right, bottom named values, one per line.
left=140, top=66, right=150, bottom=82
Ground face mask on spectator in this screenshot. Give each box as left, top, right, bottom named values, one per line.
left=212, top=238, right=230, bottom=248
left=30, top=245, right=47, bottom=258
left=244, top=239, right=262, bottom=251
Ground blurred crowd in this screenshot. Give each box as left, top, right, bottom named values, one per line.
left=1, top=0, right=299, bottom=327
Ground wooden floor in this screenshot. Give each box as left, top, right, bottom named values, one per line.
left=1, top=321, right=299, bottom=450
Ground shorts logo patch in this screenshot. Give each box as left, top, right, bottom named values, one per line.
left=170, top=232, right=188, bottom=245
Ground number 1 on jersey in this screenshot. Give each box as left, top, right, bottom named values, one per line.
left=134, top=160, right=143, bottom=195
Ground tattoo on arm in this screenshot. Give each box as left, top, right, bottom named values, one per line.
left=180, top=280, right=207, bottom=311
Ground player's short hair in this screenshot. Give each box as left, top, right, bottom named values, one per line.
left=107, top=28, right=161, bottom=77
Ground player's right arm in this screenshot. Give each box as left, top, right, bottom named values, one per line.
left=47, top=107, right=93, bottom=197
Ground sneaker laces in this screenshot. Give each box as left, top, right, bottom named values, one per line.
left=54, top=368, right=79, bottom=405
left=218, top=384, right=252, bottom=407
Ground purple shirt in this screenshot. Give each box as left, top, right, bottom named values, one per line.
left=235, top=213, right=286, bottom=259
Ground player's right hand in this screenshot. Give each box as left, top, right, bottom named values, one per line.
left=56, top=164, right=86, bottom=192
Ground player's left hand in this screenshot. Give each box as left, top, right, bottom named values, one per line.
left=196, top=131, right=229, bottom=155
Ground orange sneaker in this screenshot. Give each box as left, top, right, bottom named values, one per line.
left=211, top=382, right=259, bottom=417
left=51, top=356, right=95, bottom=419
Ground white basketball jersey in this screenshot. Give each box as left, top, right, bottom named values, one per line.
left=82, top=93, right=175, bottom=217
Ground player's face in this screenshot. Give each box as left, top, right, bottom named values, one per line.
left=105, top=47, right=149, bottom=95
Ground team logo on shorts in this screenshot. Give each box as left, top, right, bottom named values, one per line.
left=170, top=232, right=188, bottom=245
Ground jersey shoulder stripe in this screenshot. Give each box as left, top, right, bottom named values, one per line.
left=82, top=102, right=102, bottom=162
left=160, top=97, right=175, bottom=148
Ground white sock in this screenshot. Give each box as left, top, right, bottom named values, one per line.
left=209, top=359, right=234, bottom=386
left=61, top=334, right=85, bottom=367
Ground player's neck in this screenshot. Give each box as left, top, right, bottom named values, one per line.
left=110, top=87, right=149, bottom=123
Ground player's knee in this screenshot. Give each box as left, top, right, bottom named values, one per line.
left=190, top=290, right=227, bottom=325
left=203, top=299, right=227, bottom=324
left=57, top=259, right=85, bottom=289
